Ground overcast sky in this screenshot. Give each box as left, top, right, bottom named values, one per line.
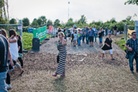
left=9, top=0, right=138, bottom=23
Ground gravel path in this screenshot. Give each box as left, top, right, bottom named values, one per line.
left=40, top=37, right=125, bottom=55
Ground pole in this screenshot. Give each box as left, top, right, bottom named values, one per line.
left=18, top=20, right=23, bottom=37
left=68, top=1, right=70, bottom=20
left=135, top=21, right=138, bottom=39
left=124, top=24, right=128, bottom=41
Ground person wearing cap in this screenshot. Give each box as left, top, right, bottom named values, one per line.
left=126, top=32, right=138, bottom=73
left=101, top=33, right=115, bottom=60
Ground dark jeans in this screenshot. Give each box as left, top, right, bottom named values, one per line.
left=77, top=36, right=82, bottom=46
left=6, top=73, right=10, bottom=85
left=82, top=35, right=85, bottom=43
left=128, top=53, right=138, bottom=72
left=0, top=71, right=7, bottom=92
left=86, top=35, right=89, bottom=44
left=83, top=35, right=89, bottom=44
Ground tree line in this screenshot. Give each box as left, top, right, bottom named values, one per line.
left=7, top=15, right=135, bottom=32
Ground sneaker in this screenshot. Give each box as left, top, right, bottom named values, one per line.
left=52, top=73, right=57, bottom=77
left=111, top=58, right=115, bottom=60
left=7, top=84, right=12, bottom=90
left=60, top=74, right=65, bottom=78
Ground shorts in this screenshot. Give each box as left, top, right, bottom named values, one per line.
left=103, top=49, right=113, bottom=54
left=89, top=36, right=94, bottom=42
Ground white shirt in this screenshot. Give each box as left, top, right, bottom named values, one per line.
left=9, top=37, right=19, bottom=61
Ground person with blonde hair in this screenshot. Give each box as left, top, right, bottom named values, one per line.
left=53, top=32, right=67, bottom=77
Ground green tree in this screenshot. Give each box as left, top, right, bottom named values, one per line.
left=78, top=15, right=87, bottom=24
left=47, top=20, right=53, bottom=26
left=0, top=17, right=6, bottom=24
left=110, top=18, right=117, bottom=24
left=31, top=18, right=39, bottom=28
left=40, top=16, right=47, bottom=25
left=22, top=18, right=30, bottom=26
left=126, top=16, right=132, bottom=21
left=116, top=22, right=124, bottom=31
left=9, top=18, right=17, bottom=24
left=0, top=0, right=8, bottom=24
left=37, top=16, right=47, bottom=26
left=37, top=18, right=42, bottom=26
left=125, top=0, right=138, bottom=5
left=66, top=18, right=74, bottom=28
left=54, top=19, right=60, bottom=28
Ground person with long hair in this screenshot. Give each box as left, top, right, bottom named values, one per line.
left=53, top=32, right=67, bottom=77
left=17, top=35, right=23, bottom=68
left=8, top=29, right=24, bottom=76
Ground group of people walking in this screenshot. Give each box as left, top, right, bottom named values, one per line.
left=0, top=29, right=24, bottom=92
left=53, top=27, right=138, bottom=78
left=69, top=27, right=104, bottom=47
left=0, top=27, right=138, bottom=92
left=53, top=27, right=114, bottom=78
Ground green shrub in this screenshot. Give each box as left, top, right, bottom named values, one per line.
left=22, top=32, right=33, bottom=50
left=115, top=39, right=126, bottom=51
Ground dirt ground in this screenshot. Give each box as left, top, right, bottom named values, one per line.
left=10, top=36, right=138, bottom=92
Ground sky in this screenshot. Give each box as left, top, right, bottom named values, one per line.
left=9, top=0, right=138, bottom=23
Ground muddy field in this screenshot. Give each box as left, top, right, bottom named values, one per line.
left=10, top=37, right=138, bottom=92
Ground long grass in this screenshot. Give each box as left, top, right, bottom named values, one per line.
left=22, top=32, right=33, bottom=50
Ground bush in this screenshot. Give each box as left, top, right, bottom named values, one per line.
left=22, top=32, right=33, bottom=50
left=115, top=39, right=126, bottom=51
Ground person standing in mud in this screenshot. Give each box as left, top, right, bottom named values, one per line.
left=53, top=32, right=67, bottom=77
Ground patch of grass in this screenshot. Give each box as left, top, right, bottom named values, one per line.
left=46, top=34, right=52, bottom=38
left=22, top=32, right=33, bottom=50
left=115, top=38, right=126, bottom=51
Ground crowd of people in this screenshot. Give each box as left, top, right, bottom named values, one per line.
left=53, top=26, right=115, bottom=78
left=54, top=26, right=138, bottom=78
left=0, top=29, right=24, bottom=92
left=0, top=26, right=138, bottom=92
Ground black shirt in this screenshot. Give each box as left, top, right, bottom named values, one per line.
left=17, top=40, right=23, bottom=53
left=101, top=37, right=112, bottom=50
left=99, top=31, right=104, bottom=38
left=0, top=34, right=8, bottom=72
